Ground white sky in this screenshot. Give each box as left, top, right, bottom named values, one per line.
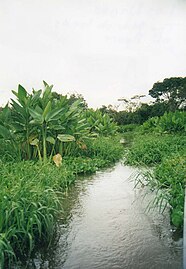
left=0, top=0, right=186, bottom=108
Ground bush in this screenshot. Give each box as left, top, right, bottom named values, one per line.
left=158, top=111, right=186, bottom=133
left=138, top=154, right=186, bottom=228
left=118, top=124, right=139, bottom=133
left=83, top=136, right=123, bottom=162
left=124, top=134, right=186, bottom=166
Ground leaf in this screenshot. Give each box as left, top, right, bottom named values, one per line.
left=46, top=136, right=55, bottom=144
left=29, top=108, right=43, bottom=123
left=57, top=134, right=75, bottom=142
left=30, top=138, right=39, bottom=146
left=45, top=107, right=65, bottom=122
left=53, top=153, right=62, bottom=167
left=0, top=125, right=11, bottom=139
left=43, top=101, right=51, bottom=120
left=18, top=84, right=27, bottom=101
left=43, top=80, right=49, bottom=87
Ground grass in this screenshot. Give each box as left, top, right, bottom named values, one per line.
left=124, top=132, right=186, bottom=229
left=0, top=136, right=123, bottom=268
left=124, top=133, right=186, bottom=166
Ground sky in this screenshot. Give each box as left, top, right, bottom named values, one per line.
left=0, top=0, right=186, bottom=109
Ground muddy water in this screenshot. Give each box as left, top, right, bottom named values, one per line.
left=30, top=163, right=182, bottom=269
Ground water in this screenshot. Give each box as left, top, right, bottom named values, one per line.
left=28, top=163, right=182, bottom=269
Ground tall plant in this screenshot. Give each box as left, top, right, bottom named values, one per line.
left=0, top=82, right=91, bottom=162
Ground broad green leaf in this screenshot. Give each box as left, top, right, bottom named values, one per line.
left=0, top=125, right=11, bottom=139
left=46, top=136, right=55, bottom=144
left=29, top=108, right=43, bottom=123
left=57, top=134, right=75, bottom=142
left=43, top=101, right=51, bottom=120
left=30, top=138, right=39, bottom=146
left=12, top=90, right=18, bottom=98
left=18, top=84, right=27, bottom=101
left=45, top=107, right=65, bottom=122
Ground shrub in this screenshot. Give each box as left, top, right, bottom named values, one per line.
left=158, top=111, right=186, bottom=133
left=118, top=124, right=139, bottom=133
left=124, top=134, right=186, bottom=166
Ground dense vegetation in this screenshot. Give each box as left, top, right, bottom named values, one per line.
left=0, top=76, right=185, bottom=267
left=0, top=82, right=123, bottom=268
left=124, top=110, right=186, bottom=229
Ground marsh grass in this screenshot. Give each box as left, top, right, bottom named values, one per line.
left=0, top=135, right=123, bottom=268
left=124, top=134, right=186, bottom=166
left=132, top=152, right=186, bottom=228
left=0, top=160, right=83, bottom=268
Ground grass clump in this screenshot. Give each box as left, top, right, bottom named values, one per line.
left=0, top=135, right=123, bottom=268
left=0, top=161, right=73, bottom=267
left=124, top=134, right=186, bottom=166
left=123, top=111, right=186, bottom=229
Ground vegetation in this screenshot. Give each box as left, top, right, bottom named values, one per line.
left=124, top=110, right=186, bottom=229
left=149, top=77, right=186, bottom=111
left=0, top=82, right=122, bottom=268
left=0, top=76, right=186, bottom=267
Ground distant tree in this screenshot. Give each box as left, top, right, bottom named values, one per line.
left=68, top=93, right=88, bottom=109
left=118, top=94, right=145, bottom=112
left=52, top=91, right=88, bottom=109
left=98, top=105, right=118, bottom=120
left=149, top=77, right=186, bottom=111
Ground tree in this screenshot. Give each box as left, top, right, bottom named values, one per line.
left=149, top=77, right=186, bottom=111
left=68, top=93, right=88, bottom=109
left=118, top=94, right=145, bottom=112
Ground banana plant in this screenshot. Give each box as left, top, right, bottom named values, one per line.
left=0, top=81, right=92, bottom=162
left=10, top=85, right=42, bottom=159
left=85, top=109, right=118, bottom=136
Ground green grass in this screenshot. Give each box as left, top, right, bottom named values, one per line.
left=124, top=131, right=186, bottom=229
left=0, top=136, right=123, bottom=268
left=124, top=133, right=186, bottom=166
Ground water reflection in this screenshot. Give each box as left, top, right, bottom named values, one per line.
left=26, top=163, right=182, bottom=269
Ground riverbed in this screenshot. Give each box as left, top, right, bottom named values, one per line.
left=27, top=162, right=182, bottom=269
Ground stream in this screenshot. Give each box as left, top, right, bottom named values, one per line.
left=26, top=162, right=182, bottom=269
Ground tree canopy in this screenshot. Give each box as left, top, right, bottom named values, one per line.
left=149, top=77, right=186, bottom=111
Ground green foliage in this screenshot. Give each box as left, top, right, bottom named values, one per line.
left=83, top=136, right=123, bottom=162
left=136, top=154, right=186, bottom=228
left=118, top=124, right=139, bottom=133
left=140, top=111, right=186, bottom=134
left=149, top=77, right=186, bottom=111
left=0, top=161, right=73, bottom=267
left=125, top=134, right=185, bottom=166
left=125, top=112, right=186, bottom=229
left=0, top=82, right=90, bottom=163
left=85, top=109, right=118, bottom=136
left=0, top=134, right=123, bottom=267
left=140, top=116, right=159, bottom=132
left=158, top=111, right=186, bottom=133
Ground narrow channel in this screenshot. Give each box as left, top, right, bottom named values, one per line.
left=30, top=162, right=182, bottom=269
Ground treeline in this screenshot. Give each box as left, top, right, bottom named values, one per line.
left=98, top=77, right=186, bottom=125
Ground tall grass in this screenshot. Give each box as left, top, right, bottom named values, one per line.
left=0, top=161, right=74, bottom=267
left=0, top=136, right=123, bottom=268
left=124, top=134, right=186, bottom=166
left=123, top=112, right=186, bottom=229
left=135, top=153, right=186, bottom=228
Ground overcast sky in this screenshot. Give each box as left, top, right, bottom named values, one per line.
left=0, top=0, right=186, bottom=108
